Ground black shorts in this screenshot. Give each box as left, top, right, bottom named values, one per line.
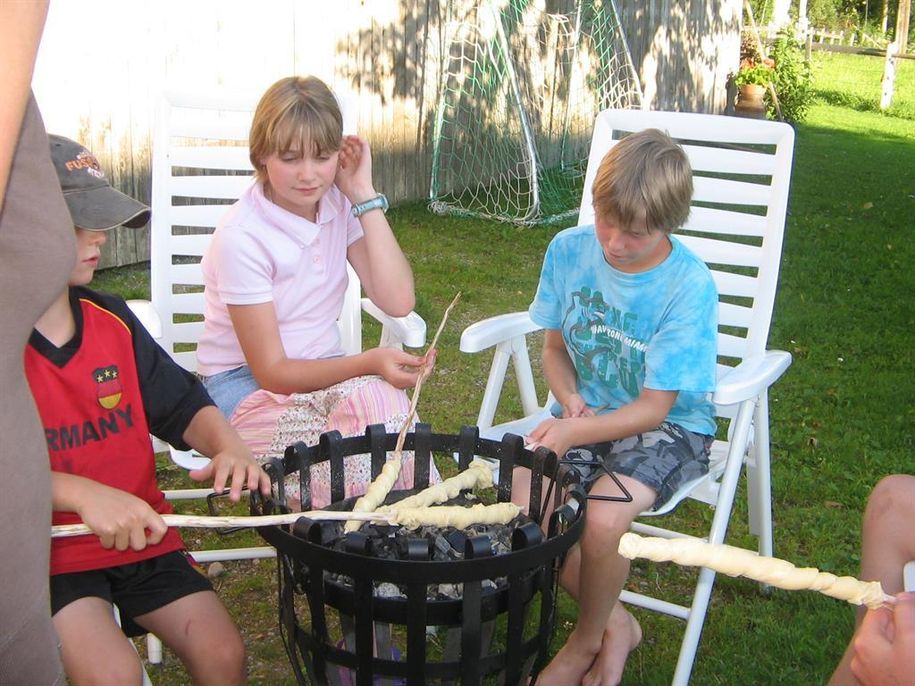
left=50, top=550, right=213, bottom=637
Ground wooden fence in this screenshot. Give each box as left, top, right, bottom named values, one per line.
left=32, top=0, right=740, bottom=267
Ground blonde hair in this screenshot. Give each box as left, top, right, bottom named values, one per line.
left=249, top=76, right=343, bottom=182
left=591, top=128, right=692, bottom=234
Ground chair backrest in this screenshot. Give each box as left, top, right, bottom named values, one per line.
left=578, top=110, right=795, bottom=404
left=150, top=90, right=359, bottom=372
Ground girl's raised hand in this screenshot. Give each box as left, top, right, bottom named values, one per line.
left=335, top=134, right=374, bottom=202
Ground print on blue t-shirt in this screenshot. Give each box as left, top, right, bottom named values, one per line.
left=564, top=285, right=648, bottom=398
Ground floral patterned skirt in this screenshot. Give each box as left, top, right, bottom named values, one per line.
left=229, top=375, right=440, bottom=508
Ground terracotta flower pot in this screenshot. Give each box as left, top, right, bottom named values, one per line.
left=735, top=84, right=767, bottom=119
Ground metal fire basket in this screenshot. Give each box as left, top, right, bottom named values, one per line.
left=254, top=424, right=586, bottom=686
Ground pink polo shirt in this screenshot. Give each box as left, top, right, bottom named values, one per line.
left=196, top=181, right=363, bottom=376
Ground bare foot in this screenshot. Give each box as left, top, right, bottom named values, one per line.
left=582, top=605, right=642, bottom=686
left=534, top=630, right=601, bottom=686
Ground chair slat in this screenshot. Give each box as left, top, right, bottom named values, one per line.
left=169, top=174, right=252, bottom=199
left=718, top=301, right=753, bottom=329
left=710, top=269, right=758, bottom=299
left=161, top=231, right=213, bottom=256
left=167, top=204, right=227, bottom=229
left=682, top=143, right=778, bottom=176
left=168, top=146, right=252, bottom=170
left=170, top=292, right=206, bottom=314
left=684, top=206, right=768, bottom=238
left=167, top=120, right=251, bottom=142
left=168, top=321, right=205, bottom=343
left=677, top=234, right=762, bottom=268
left=693, top=176, right=772, bottom=207
left=599, top=109, right=794, bottom=146
left=168, top=262, right=205, bottom=286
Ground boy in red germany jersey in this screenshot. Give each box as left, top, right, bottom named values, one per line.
left=25, top=135, right=271, bottom=686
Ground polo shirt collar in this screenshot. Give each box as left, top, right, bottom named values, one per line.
left=252, top=181, right=345, bottom=245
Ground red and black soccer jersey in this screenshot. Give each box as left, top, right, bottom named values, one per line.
left=25, top=287, right=214, bottom=575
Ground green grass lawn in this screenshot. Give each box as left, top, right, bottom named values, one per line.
left=92, top=70, right=915, bottom=686
left=811, top=49, right=915, bottom=120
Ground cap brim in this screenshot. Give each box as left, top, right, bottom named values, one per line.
left=63, top=185, right=151, bottom=231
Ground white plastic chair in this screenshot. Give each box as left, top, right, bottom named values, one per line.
left=459, top=109, right=795, bottom=685
left=128, top=88, right=426, bottom=666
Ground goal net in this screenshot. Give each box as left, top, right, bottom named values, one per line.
left=429, top=0, right=643, bottom=226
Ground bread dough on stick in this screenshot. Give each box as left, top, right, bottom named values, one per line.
left=392, top=502, right=520, bottom=530
left=344, top=458, right=402, bottom=533
left=618, top=533, right=890, bottom=609
left=379, top=459, right=493, bottom=513
left=349, top=294, right=462, bottom=533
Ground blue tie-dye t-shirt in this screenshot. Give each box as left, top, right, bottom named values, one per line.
left=529, top=224, right=718, bottom=436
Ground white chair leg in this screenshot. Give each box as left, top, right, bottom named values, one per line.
left=904, top=560, right=915, bottom=592
left=671, top=566, right=717, bottom=686
left=669, top=401, right=756, bottom=685
left=114, top=605, right=155, bottom=685
left=476, top=342, right=513, bottom=429
left=147, top=633, right=163, bottom=665
left=747, top=391, right=773, bottom=559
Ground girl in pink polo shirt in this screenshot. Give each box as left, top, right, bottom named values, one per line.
left=197, top=75, right=439, bottom=507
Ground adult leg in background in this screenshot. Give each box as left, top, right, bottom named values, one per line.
left=829, top=474, right=915, bottom=686
left=0, top=68, right=76, bottom=686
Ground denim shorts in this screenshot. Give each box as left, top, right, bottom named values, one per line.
left=562, top=422, right=714, bottom=511
left=200, top=365, right=260, bottom=418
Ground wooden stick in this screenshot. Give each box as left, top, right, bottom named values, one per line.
left=51, top=510, right=395, bottom=539
left=393, top=291, right=461, bottom=457
left=348, top=293, right=462, bottom=533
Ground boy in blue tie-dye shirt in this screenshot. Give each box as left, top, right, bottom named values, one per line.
left=519, top=129, right=718, bottom=686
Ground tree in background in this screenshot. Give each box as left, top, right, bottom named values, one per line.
left=749, top=0, right=908, bottom=38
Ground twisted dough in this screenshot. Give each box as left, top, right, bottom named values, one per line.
left=344, top=457, right=403, bottom=533
left=391, top=502, right=521, bottom=530
left=379, top=458, right=494, bottom=513
left=618, top=533, right=888, bottom=609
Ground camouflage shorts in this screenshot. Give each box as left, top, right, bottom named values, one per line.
left=563, top=422, right=713, bottom=511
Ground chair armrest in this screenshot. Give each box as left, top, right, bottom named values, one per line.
left=126, top=299, right=163, bottom=339
left=713, top=350, right=792, bottom=406
left=169, top=445, right=212, bottom=471
left=459, top=311, right=541, bottom=353
left=360, top=299, right=427, bottom=349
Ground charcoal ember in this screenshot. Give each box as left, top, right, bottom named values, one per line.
left=375, top=582, right=403, bottom=599
left=446, top=529, right=467, bottom=552
left=433, top=533, right=457, bottom=560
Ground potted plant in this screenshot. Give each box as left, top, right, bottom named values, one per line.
left=732, top=57, right=775, bottom=117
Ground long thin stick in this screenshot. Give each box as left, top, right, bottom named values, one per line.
left=347, top=293, right=462, bottom=533
left=51, top=510, right=395, bottom=539
left=393, top=291, right=461, bottom=457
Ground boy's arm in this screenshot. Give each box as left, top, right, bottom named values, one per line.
left=51, top=472, right=168, bottom=552
left=180, top=405, right=271, bottom=502
left=531, top=329, right=676, bottom=454
left=528, top=388, right=676, bottom=457
left=542, top=329, right=591, bottom=418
